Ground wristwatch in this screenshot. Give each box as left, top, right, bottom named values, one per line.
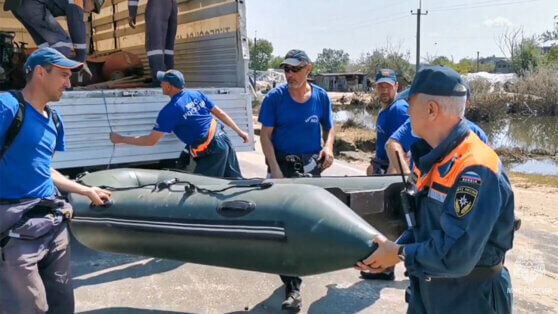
left=398, top=245, right=405, bottom=262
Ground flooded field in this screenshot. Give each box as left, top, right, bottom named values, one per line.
left=333, top=108, right=558, bottom=176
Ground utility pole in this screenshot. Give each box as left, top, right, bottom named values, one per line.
left=411, top=0, right=428, bottom=73
left=477, top=51, right=480, bottom=72
left=253, top=31, right=257, bottom=89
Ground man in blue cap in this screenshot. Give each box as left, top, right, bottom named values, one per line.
left=385, top=84, right=488, bottom=174
left=258, top=49, right=335, bottom=310
left=365, top=69, right=409, bottom=176
left=110, top=69, right=249, bottom=178
left=0, top=47, right=112, bottom=314
left=7, top=0, right=105, bottom=77
left=356, top=65, right=515, bottom=314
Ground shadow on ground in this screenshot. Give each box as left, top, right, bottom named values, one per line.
left=78, top=308, right=193, bottom=314
left=70, top=235, right=183, bottom=289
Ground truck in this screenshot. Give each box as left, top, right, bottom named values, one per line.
left=0, top=0, right=254, bottom=170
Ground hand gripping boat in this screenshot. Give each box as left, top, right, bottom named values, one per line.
left=69, top=169, right=406, bottom=276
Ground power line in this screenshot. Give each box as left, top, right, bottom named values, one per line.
left=431, top=0, right=544, bottom=12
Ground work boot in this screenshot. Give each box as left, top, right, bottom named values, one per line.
left=281, top=291, right=302, bottom=311
left=360, top=268, right=395, bottom=281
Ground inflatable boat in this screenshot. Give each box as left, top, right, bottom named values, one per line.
left=69, top=169, right=405, bottom=276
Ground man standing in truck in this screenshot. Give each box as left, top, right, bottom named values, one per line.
left=128, top=0, right=178, bottom=85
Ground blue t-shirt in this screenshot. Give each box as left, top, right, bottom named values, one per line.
left=375, top=99, right=409, bottom=163
left=390, top=118, right=488, bottom=152
left=0, top=93, right=65, bottom=199
left=153, top=90, right=216, bottom=146
left=258, top=84, right=333, bottom=155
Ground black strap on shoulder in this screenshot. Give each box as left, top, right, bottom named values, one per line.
left=0, top=90, right=26, bottom=162
left=45, top=105, right=61, bottom=133
left=1, top=91, right=62, bottom=162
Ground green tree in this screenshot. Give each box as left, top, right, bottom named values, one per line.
left=269, top=56, right=284, bottom=69
left=545, top=46, right=558, bottom=65
left=512, top=38, right=543, bottom=74
left=355, top=47, right=414, bottom=87
left=249, top=39, right=273, bottom=70
left=539, top=16, right=558, bottom=41
left=431, top=56, right=451, bottom=66
left=314, top=48, right=350, bottom=73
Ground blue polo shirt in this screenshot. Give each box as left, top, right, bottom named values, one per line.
left=153, top=90, right=216, bottom=146
left=258, top=84, right=333, bottom=155
left=375, top=99, right=409, bottom=163
left=390, top=119, right=488, bottom=152
left=0, top=93, right=65, bottom=199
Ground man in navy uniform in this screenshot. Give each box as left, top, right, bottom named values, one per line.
left=128, top=0, right=177, bottom=85
left=258, top=49, right=335, bottom=311
left=8, top=0, right=104, bottom=74
left=110, top=69, right=249, bottom=178
left=357, top=66, right=515, bottom=314
left=0, top=48, right=111, bottom=314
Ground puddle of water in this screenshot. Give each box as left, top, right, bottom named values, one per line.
left=333, top=109, right=377, bottom=129
left=510, top=159, right=558, bottom=176
left=477, top=116, right=558, bottom=154
left=334, top=107, right=558, bottom=176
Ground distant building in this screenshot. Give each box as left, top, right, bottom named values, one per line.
left=313, top=73, right=370, bottom=92
left=540, top=39, right=558, bottom=53
left=479, top=56, right=513, bottom=73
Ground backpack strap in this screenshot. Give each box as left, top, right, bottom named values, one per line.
left=0, top=90, right=26, bottom=162
left=45, top=105, right=61, bottom=134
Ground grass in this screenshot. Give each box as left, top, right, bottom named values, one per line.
left=508, top=172, right=558, bottom=188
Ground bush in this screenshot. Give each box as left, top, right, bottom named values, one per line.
left=508, top=66, right=558, bottom=115
left=466, top=79, right=509, bottom=122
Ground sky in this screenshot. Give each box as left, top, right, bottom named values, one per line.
left=245, top=0, right=558, bottom=63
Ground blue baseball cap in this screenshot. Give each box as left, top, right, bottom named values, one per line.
left=24, top=47, right=83, bottom=74
left=156, top=70, right=185, bottom=89
left=281, top=49, right=311, bottom=66
left=408, top=65, right=468, bottom=99
left=375, top=69, right=397, bottom=85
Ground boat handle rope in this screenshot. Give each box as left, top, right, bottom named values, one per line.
left=77, top=177, right=274, bottom=194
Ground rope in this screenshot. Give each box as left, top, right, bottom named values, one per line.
left=78, top=177, right=273, bottom=194
left=101, top=90, right=115, bottom=169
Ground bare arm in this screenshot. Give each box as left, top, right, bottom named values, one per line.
left=319, top=127, right=335, bottom=170
left=211, top=106, right=249, bottom=143
left=260, top=126, right=283, bottom=178
left=386, top=139, right=411, bottom=174
left=110, top=130, right=165, bottom=146
left=51, top=168, right=111, bottom=206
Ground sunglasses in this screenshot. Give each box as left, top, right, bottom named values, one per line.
left=283, top=64, right=307, bottom=73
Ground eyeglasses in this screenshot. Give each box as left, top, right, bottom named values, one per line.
left=283, top=64, right=307, bottom=73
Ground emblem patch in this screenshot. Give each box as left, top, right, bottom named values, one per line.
left=454, top=186, right=478, bottom=217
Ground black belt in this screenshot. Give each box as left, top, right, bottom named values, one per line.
left=425, top=263, right=504, bottom=284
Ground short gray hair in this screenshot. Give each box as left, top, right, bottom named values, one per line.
left=416, top=93, right=466, bottom=118
left=26, top=64, right=53, bottom=82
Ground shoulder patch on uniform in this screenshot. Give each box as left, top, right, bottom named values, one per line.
left=454, top=186, right=478, bottom=217
left=459, top=171, right=482, bottom=185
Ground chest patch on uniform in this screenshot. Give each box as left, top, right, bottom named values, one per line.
left=454, top=186, right=478, bottom=217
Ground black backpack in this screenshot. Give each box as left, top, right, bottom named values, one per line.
left=0, top=90, right=61, bottom=161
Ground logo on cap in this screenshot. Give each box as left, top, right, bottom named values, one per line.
left=382, top=71, right=391, bottom=77
left=454, top=84, right=467, bottom=93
